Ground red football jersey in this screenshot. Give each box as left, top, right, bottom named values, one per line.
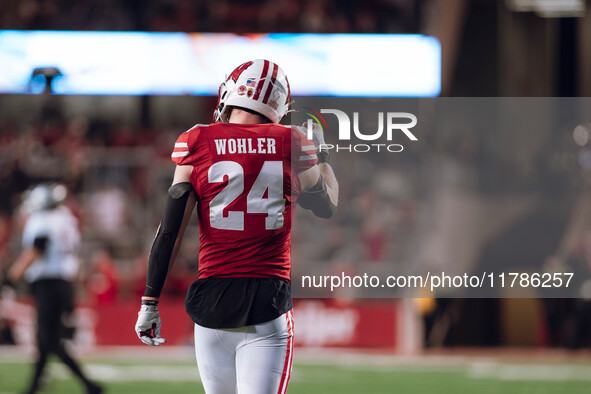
left=172, top=123, right=317, bottom=281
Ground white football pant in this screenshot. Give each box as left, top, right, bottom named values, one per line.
left=194, top=310, right=294, bottom=394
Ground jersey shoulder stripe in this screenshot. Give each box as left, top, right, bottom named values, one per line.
left=290, top=125, right=318, bottom=172
left=171, top=124, right=208, bottom=165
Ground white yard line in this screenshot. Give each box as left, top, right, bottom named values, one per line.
left=50, top=363, right=202, bottom=382
left=467, top=362, right=591, bottom=381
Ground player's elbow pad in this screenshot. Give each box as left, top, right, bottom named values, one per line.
left=145, top=182, right=194, bottom=298
left=297, top=176, right=337, bottom=219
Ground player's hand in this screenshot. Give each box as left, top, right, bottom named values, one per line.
left=135, top=304, right=166, bottom=346
left=303, top=121, right=326, bottom=152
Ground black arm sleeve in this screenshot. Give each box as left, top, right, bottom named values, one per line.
left=297, top=176, right=337, bottom=219
left=144, top=182, right=194, bottom=298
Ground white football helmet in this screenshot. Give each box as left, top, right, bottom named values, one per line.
left=213, top=59, right=291, bottom=124
left=23, top=183, right=67, bottom=213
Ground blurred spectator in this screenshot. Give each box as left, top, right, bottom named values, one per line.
left=0, top=283, right=16, bottom=345
left=86, top=182, right=129, bottom=242
left=0, top=213, right=12, bottom=264
left=549, top=232, right=591, bottom=348
left=55, top=117, right=89, bottom=186
left=87, top=250, right=120, bottom=304
left=130, top=251, right=150, bottom=299
left=362, top=219, right=387, bottom=261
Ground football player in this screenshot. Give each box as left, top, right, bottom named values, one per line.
left=135, top=59, right=338, bottom=394
left=9, top=184, right=103, bottom=394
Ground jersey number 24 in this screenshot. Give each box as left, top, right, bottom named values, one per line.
left=208, top=160, right=285, bottom=231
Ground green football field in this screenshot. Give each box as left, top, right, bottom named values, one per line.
left=2, top=349, right=591, bottom=393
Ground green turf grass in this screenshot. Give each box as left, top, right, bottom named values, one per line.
left=1, top=359, right=591, bottom=393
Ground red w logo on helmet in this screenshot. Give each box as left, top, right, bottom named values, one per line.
left=227, top=61, right=253, bottom=83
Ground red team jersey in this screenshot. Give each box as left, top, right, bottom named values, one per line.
left=172, top=122, right=317, bottom=281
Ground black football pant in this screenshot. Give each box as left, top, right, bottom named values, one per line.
left=28, top=279, right=93, bottom=393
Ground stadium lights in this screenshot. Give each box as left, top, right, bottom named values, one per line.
left=29, top=67, right=63, bottom=94
left=0, top=31, right=441, bottom=97
left=506, top=0, right=585, bottom=17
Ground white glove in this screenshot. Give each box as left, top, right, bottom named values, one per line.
left=135, top=304, right=166, bottom=346
left=303, top=120, right=326, bottom=151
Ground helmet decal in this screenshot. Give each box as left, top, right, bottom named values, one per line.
left=262, top=63, right=279, bottom=104
left=252, top=60, right=270, bottom=101
left=227, top=61, right=253, bottom=83
left=284, top=76, right=291, bottom=104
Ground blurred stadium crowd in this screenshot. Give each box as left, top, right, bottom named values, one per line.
left=0, top=105, right=191, bottom=300
left=0, top=0, right=423, bottom=33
